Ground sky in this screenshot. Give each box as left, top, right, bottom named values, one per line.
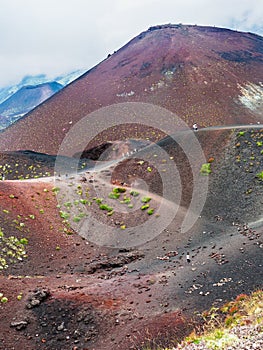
left=1, top=0, right=263, bottom=87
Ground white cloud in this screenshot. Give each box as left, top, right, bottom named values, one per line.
left=0, top=0, right=262, bottom=87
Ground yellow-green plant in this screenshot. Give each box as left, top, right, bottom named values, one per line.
left=200, top=163, right=211, bottom=175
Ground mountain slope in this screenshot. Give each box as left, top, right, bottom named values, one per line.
left=0, top=24, right=263, bottom=154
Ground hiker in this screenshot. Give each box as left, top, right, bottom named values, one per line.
left=186, top=252, right=191, bottom=263
left=193, top=123, right=198, bottom=131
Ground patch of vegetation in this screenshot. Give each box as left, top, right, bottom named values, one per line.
left=120, top=196, right=131, bottom=204
left=130, top=190, right=140, bottom=197
left=17, top=292, right=23, bottom=301
left=147, top=208, right=154, bottom=215
left=237, top=131, right=246, bottom=137
left=80, top=199, right=88, bottom=204
left=108, top=192, right=120, bottom=199
left=0, top=293, right=8, bottom=303
left=141, top=204, right=150, bottom=210
left=59, top=211, right=70, bottom=220
left=63, top=201, right=72, bottom=208
left=52, top=187, right=60, bottom=194
left=113, top=187, right=126, bottom=193
left=256, top=171, right=263, bottom=180
left=200, top=163, right=211, bottom=175
left=189, top=290, right=263, bottom=348
left=0, top=228, right=28, bottom=270
left=141, top=196, right=152, bottom=203
left=145, top=290, right=263, bottom=350
left=95, top=198, right=103, bottom=204
left=99, top=204, right=113, bottom=212
left=19, top=238, right=28, bottom=245
left=76, top=187, right=83, bottom=195
left=73, top=216, right=82, bottom=223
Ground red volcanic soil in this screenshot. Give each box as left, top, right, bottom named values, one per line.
left=0, top=24, right=263, bottom=154
left=0, top=127, right=263, bottom=349
left=0, top=177, right=192, bottom=350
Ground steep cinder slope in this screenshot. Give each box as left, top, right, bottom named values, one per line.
left=0, top=24, right=263, bottom=154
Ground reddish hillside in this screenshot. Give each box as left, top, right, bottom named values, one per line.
left=0, top=24, right=263, bottom=155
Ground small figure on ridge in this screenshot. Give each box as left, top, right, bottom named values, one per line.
left=193, top=123, right=198, bottom=131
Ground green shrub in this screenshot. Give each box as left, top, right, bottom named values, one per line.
left=120, top=197, right=131, bottom=204
left=108, top=192, right=120, bottom=199
left=99, top=204, right=113, bottom=212
left=130, top=190, right=139, bottom=197
left=237, top=131, right=246, bottom=137
left=52, top=187, right=60, bottom=193
left=141, top=196, right=151, bottom=203
left=113, top=187, right=126, bottom=193
left=95, top=198, right=103, bottom=204
left=59, top=211, right=70, bottom=219
left=73, top=216, right=82, bottom=223
left=19, top=238, right=28, bottom=245
left=256, top=171, right=263, bottom=180
left=200, top=163, right=211, bottom=175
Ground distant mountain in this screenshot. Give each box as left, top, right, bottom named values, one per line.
left=0, top=70, right=85, bottom=104
left=0, top=24, right=263, bottom=154
left=0, top=70, right=86, bottom=129
left=0, top=82, right=62, bottom=128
